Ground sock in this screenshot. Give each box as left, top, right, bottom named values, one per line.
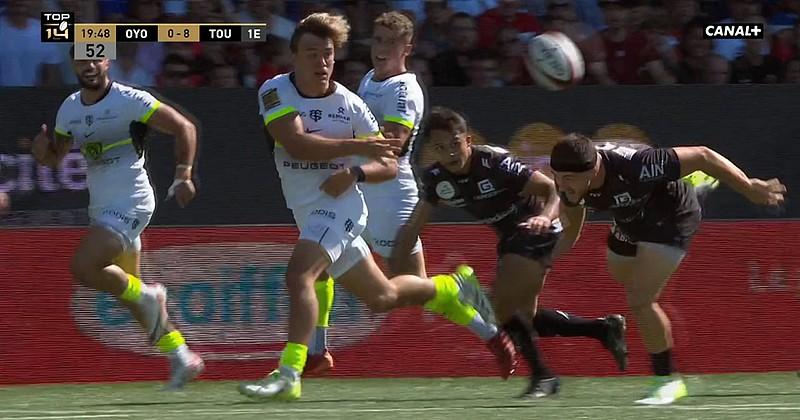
left=534, top=309, right=606, bottom=340
left=310, top=278, right=334, bottom=355
left=650, top=349, right=674, bottom=376
left=424, top=274, right=476, bottom=326
left=279, top=342, right=307, bottom=379
left=119, top=274, right=144, bottom=303
left=504, top=315, right=553, bottom=378
left=469, top=312, right=498, bottom=341
left=157, top=331, right=192, bottom=363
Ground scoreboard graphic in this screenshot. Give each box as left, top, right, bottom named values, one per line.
left=42, top=12, right=267, bottom=60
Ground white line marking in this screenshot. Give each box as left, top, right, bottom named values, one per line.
left=4, top=415, right=129, bottom=420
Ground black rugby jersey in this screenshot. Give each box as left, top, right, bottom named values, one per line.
left=421, top=145, right=543, bottom=233
left=581, top=142, right=701, bottom=245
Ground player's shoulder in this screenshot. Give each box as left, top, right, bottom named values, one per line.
left=358, top=69, right=376, bottom=88
left=595, top=140, right=651, bottom=162
left=334, top=81, right=371, bottom=111
left=111, top=81, right=155, bottom=100
left=386, top=72, right=423, bottom=95
left=257, top=72, right=293, bottom=94
left=473, top=144, right=512, bottom=160
left=58, top=89, right=82, bottom=111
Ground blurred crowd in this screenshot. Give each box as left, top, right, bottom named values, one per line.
left=0, top=0, right=798, bottom=88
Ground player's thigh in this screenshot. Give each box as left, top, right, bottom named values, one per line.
left=615, top=242, right=685, bottom=307
left=72, top=226, right=126, bottom=272
left=495, top=253, right=548, bottom=322
left=334, top=239, right=394, bottom=303
left=390, top=250, right=426, bottom=278
left=286, top=239, right=334, bottom=288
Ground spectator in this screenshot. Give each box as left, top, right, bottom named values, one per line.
left=783, top=56, right=800, bottom=82
left=730, top=36, right=783, bottom=83
left=714, top=0, right=765, bottom=61
left=409, top=55, right=434, bottom=87
left=769, top=0, right=799, bottom=27
left=109, top=43, right=156, bottom=86
left=129, top=0, right=164, bottom=23
left=256, top=35, right=292, bottom=85
left=500, top=55, right=532, bottom=85
left=703, top=54, right=731, bottom=84
left=0, top=0, right=63, bottom=86
left=416, top=0, right=456, bottom=58
left=158, top=54, right=193, bottom=88
left=599, top=0, right=674, bottom=84
left=208, top=64, right=240, bottom=87
left=666, top=0, right=700, bottom=36
left=676, top=17, right=713, bottom=83
left=182, top=0, right=234, bottom=23
left=641, top=5, right=681, bottom=73
left=477, top=0, right=541, bottom=49
left=467, top=50, right=503, bottom=87
left=430, top=12, right=479, bottom=85
left=337, top=59, right=370, bottom=92
left=546, top=0, right=611, bottom=85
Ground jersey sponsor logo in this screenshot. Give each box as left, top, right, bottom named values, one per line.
left=81, top=141, right=103, bottom=160
left=68, top=118, right=81, bottom=124
left=478, top=179, right=495, bottom=194
left=101, top=208, right=139, bottom=228
left=338, top=107, right=345, bottom=114
left=481, top=158, right=491, bottom=168
left=499, top=156, right=526, bottom=174
left=344, top=218, right=354, bottom=233
left=309, top=109, right=323, bottom=122
left=84, top=131, right=96, bottom=138
left=283, top=161, right=345, bottom=170
left=430, top=168, right=441, bottom=176
left=261, top=88, right=280, bottom=111
left=435, top=181, right=456, bottom=199
left=97, top=108, right=118, bottom=121
left=327, top=110, right=351, bottom=123
left=310, top=208, right=336, bottom=220
left=639, top=162, right=665, bottom=180
left=373, top=239, right=396, bottom=248
left=85, top=115, right=94, bottom=126
left=305, top=128, right=322, bottom=134
left=477, top=204, right=517, bottom=224
left=396, top=82, right=408, bottom=114
left=612, top=192, right=633, bottom=207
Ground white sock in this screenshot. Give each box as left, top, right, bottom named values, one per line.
left=309, top=327, right=327, bottom=355
left=169, top=344, right=193, bottom=365
left=468, top=312, right=498, bottom=341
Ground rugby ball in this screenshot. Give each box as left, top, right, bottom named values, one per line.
left=526, top=32, right=585, bottom=91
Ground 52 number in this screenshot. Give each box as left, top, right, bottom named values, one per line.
left=86, top=44, right=106, bottom=58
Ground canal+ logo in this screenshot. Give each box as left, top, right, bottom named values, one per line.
left=703, top=23, right=764, bottom=40
left=70, top=241, right=387, bottom=359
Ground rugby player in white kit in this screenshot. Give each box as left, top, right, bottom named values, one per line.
left=31, top=47, right=204, bottom=390
left=305, top=11, right=516, bottom=380
left=238, top=13, right=494, bottom=402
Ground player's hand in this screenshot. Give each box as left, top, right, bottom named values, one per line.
left=518, top=215, right=552, bottom=234
left=355, top=137, right=402, bottom=160
left=320, top=168, right=356, bottom=198
left=32, top=124, right=50, bottom=162
left=166, top=179, right=196, bottom=208
left=745, top=178, right=786, bottom=207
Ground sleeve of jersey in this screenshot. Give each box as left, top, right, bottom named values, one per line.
left=258, top=82, right=296, bottom=126
left=496, top=154, right=533, bottom=193
left=352, top=97, right=382, bottom=139
left=382, top=80, right=419, bottom=130
left=131, top=89, right=162, bottom=123
left=624, top=148, right=682, bottom=183
left=54, top=102, right=71, bottom=138
left=419, top=170, right=439, bottom=204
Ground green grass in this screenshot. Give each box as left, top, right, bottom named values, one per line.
left=1, top=373, right=799, bottom=420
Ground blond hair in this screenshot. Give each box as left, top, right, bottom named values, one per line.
left=290, top=13, right=351, bottom=52
left=374, top=11, right=415, bottom=42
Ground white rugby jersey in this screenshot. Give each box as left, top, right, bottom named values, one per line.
left=55, top=82, right=159, bottom=209
left=357, top=69, right=425, bottom=197
left=257, top=73, right=381, bottom=210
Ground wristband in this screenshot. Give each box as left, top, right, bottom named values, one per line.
left=350, top=166, right=366, bottom=183
left=176, top=164, right=193, bottom=170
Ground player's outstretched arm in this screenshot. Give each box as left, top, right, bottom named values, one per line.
left=146, top=103, right=197, bottom=207
left=31, top=124, right=72, bottom=169
left=673, top=146, right=786, bottom=206
left=266, top=113, right=401, bottom=162
left=521, top=171, right=560, bottom=222
left=392, top=200, right=434, bottom=263
left=553, top=203, right=586, bottom=258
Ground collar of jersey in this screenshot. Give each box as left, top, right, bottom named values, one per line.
left=289, top=73, right=337, bottom=99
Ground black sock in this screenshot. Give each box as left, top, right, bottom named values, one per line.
left=650, top=349, right=674, bottom=376
left=533, top=309, right=607, bottom=340
left=503, top=315, right=553, bottom=378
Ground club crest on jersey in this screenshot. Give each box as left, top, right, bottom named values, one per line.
left=85, top=115, right=93, bottom=126
left=261, top=88, right=280, bottom=111
left=436, top=181, right=456, bottom=199
left=81, top=141, right=103, bottom=160
left=310, top=109, right=323, bottom=122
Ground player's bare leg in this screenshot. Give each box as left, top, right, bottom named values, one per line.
left=114, top=246, right=204, bottom=389
left=608, top=242, right=687, bottom=405
left=493, top=253, right=559, bottom=398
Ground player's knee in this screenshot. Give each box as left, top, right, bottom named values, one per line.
left=628, top=299, right=657, bottom=316
left=284, top=268, right=318, bottom=296
left=70, top=253, right=97, bottom=285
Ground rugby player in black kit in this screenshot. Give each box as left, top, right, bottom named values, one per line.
left=393, top=107, right=628, bottom=399
left=550, top=134, right=786, bottom=405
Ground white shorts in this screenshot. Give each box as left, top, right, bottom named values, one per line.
left=88, top=195, right=155, bottom=252
left=291, top=187, right=370, bottom=278
left=362, top=192, right=423, bottom=258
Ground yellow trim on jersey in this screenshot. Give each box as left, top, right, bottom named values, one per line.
left=384, top=115, right=414, bottom=129
left=139, top=100, right=161, bottom=123
left=356, top=131, right=383, bottom=140
left=264, top=106, right=297, bottom=125
left=54, top=127, right=70, bottom=137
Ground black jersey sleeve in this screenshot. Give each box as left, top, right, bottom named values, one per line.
left=618, top=147, right=682, bottom=184
left=419, top=165, right=441, bottom=205
left=491, top=153, right=534, bottom=194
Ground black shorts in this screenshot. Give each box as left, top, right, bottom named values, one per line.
left=607, top=209, right=701, bottom=257
left=497, top=226, right=561, bottom=267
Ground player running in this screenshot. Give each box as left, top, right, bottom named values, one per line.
left=30, top=47, right=204, bottom=390
left=238, top=13, right=494, bottom=402
left=549, top=134, right=786, bottom=405
left=393, top=107, right=628, bottom=398
left=306, top=11, right=515, bottom=379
